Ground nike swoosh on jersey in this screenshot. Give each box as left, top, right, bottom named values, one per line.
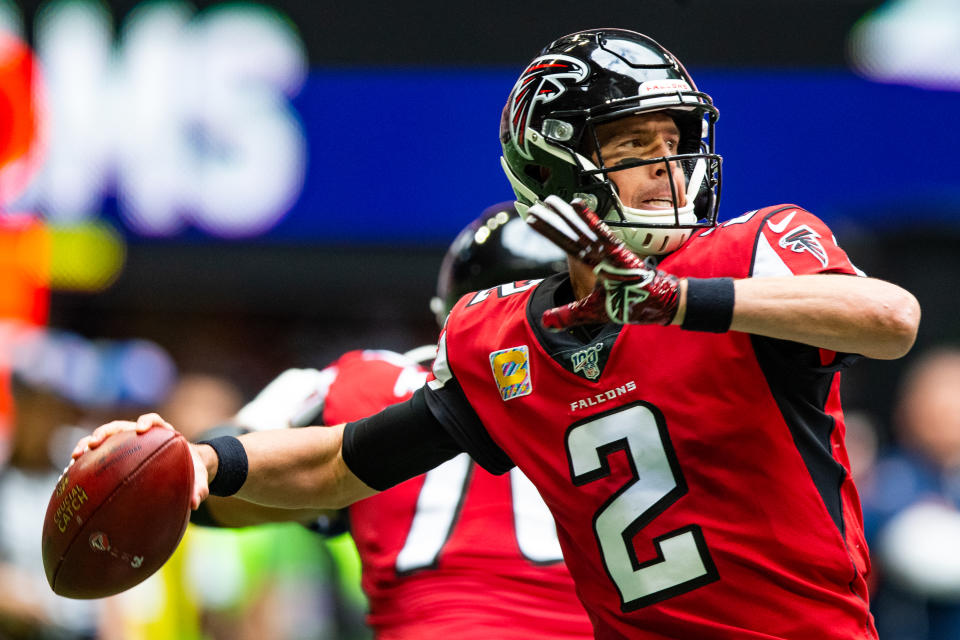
left=766, top=211, right=797, bottom=234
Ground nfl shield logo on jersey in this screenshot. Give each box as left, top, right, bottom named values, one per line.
left=489, top=346, right=533, bottom=401
left=570, top=343, right=603, bottom=380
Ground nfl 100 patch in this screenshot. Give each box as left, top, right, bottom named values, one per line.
left=489, top=346, right=532, bottom=401
left=570, top=343, right=603, bottom=380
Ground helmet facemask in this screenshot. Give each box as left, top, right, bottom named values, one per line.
left=577, top=106, right=721, bottom=255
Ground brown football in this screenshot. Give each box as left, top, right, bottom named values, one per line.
left=41, top=426, right=194, bottom=599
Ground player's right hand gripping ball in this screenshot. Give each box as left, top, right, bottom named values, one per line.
left=41, top=426, right=193, bottom=599
left=525, top=196, right=681, bottom=330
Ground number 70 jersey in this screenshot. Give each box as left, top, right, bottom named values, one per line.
left=425, top=205, right=877, bottom=639
left=320, top=350, right=593, bottom=640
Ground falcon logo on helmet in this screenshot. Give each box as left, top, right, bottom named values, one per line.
left=508, top=54, right=589, bottom=160
left=779, top=225, right=829, bottom=267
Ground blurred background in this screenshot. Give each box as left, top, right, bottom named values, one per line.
left=1, top=0, right=959, bottom=638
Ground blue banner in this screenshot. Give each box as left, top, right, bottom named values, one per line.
left=274, top=68, right=960, bottom=245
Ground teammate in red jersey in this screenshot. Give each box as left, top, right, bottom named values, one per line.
left=268, top=349, right=591, bottom=639
left=76, top=29, right=920, bottom=639
left=189, top=204, right=592, bottom=639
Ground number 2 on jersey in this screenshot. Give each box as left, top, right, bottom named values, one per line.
left=566, top=401, right=718, bottom=611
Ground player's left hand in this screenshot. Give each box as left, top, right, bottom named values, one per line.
left=525, top=195, right=681, bottom=330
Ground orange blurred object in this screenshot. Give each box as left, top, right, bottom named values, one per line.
left=0, top=29, right=45, bottom=205
left=0, top=215, right=51, bottom=446
left=0, top=215, right=50, bottom=324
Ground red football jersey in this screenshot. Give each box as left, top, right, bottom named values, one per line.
left=320, top=350, right=593, bottom=640
left=425, top=205, right=877, bottom=639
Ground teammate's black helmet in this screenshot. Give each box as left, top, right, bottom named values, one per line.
left=430, top=202, right=567, bottom=326
left=500, top=28, right=721, bottom=255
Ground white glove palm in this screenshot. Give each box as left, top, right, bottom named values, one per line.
left=234, top=367, right=336, bottom=431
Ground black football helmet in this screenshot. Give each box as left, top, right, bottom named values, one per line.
left=430, top=201, right=567, bottom=325
left=500, top=28, right=721, bottom=255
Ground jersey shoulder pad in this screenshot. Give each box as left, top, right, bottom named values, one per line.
left=702, top=204, right=861, bottom=278
left=749, top=204, right=861, bottom=277
left=448, top=279, right=543, bottom=327
left=324, top=349, right=428, bottom=424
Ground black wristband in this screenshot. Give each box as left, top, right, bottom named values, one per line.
left=681, top=277, right=735, bottom=333
left=197, top=436, right=248, bottom=497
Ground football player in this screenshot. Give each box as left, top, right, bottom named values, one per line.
left=78, top=29, right=920, bottom=639
left=189, top=204, right=592, bottom=639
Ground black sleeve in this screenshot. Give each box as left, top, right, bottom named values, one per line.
left=341, top=387, right=465, bottom=491
left=752, top=335, right=861, bottom=374
left=422, top=376, right=515, bottom=475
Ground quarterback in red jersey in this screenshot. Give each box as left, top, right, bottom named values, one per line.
left=76, top=29, right=920, bottom=640
left=428, top=200, right=874, bottom=638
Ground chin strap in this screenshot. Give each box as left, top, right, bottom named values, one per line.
left=686, top=157, right=707, bottom=203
